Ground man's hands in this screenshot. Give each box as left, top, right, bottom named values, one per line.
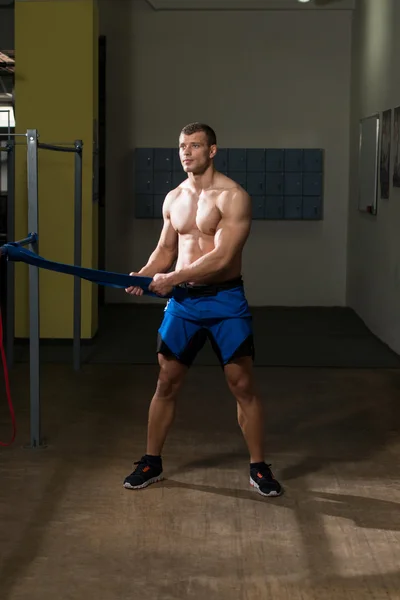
left=148, top=273, right=175, bottom=297
left=125, top=272, right=175, bottom=297
left=125, top=272, right=144, bottom=296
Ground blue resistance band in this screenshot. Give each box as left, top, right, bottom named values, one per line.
left=1, top=242, right=175, bottom=298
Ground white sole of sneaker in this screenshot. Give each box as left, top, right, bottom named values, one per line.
left=124, top=474, right=164, bottom=490
left=250, top=477, right=281, bottom=497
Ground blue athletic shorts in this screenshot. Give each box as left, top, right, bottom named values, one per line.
left=157, top=277, right=254, bottom=367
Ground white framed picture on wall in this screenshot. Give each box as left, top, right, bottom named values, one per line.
left=393, top=106, right=400, bottom=188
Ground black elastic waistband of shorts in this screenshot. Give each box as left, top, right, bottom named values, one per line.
left=177, top=276, right=243, bottom=297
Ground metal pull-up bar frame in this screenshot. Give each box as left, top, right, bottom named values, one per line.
left=0, top=129, right=84, bottom=448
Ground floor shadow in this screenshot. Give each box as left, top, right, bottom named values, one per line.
left=0, top=457, right=76, bottom=600
left=0, top=370, right=132, bottom=600
left=141, top=477, right=400, bottom=532
left=167, top=450, right=248, bottom=475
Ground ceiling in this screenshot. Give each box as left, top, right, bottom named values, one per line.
left=0, top=51, right=14, bottom=74
left=145, top=0, right=355, bottom=10
left=0, top=51, right=14, bottom=101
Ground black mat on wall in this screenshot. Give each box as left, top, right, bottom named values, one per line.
left=13, top=305, right=400, bottom=369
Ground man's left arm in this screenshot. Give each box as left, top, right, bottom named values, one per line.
left=150, top=189, right=252, bottom=294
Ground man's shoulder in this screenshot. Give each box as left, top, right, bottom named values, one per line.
left=215, top=176, right=251, bottom=218
left=217, top=176, right=250, bottom=203
left=169, top=177, right=194, bottom=195
left=214, top=173, right=249, bottom=201
left=164, top=184, right=187, bottom=205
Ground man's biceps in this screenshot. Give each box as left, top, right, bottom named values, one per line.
left=162, top=229, right=178, bottom=251
left=217, top=225, right=243, bottom=250
left=223, top=221, right=249, bottom=238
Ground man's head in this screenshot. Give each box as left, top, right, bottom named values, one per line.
left=179, top=122, right=217, bottom=174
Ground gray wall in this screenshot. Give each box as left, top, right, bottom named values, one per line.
left=347, top=0, right=400, bottom=354
left=3, top=1, right=400, bottom=355
left=99, top=0, right=352, bottom=306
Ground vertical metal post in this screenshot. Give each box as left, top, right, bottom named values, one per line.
left=27, top=129, right=41, bottom=448
left=73, top=140, right=83, bottom=371
left=6, top=140, right=15, bottom=368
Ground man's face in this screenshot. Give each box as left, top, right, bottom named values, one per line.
left=179, top=132, right=216, bottom=174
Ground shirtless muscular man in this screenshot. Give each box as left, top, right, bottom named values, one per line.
left=124, top=122, right=282, bottom=497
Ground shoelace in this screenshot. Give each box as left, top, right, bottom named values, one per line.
left=256, top=463, right=275, bottom=481
left=133, top=458, right=149, bottom=472
left=133, top=457, right=162, bottom=473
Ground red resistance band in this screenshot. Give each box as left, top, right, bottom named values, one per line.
left=0, top=308, right=16, bottom=446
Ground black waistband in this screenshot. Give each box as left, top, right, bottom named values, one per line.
left=177, top=276, right=243, bottom=297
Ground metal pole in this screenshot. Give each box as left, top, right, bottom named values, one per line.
left=73, top=140, right=83, bottom=371
left=6, top=140, right=15, bottom=368
left=27, top=129, right=42, bottom=448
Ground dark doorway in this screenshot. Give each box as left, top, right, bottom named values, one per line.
left=98, top=35, right=106, bottom=307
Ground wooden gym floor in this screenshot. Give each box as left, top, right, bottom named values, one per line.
left=1, top=362, right=400, bottom=599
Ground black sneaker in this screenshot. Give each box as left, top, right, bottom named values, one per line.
left=123, top=456, right=163, bottom=490
left=250, top=462, right=282, bottom=497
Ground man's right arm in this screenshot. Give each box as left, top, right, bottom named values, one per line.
left=126, top=192, right=178, bottom=295
left=137, top=192, right=178, bottom=277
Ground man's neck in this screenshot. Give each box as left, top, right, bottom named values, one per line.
left=188, top=165, right=216, bottom=193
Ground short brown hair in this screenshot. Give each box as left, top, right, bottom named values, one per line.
left=180, top=122, right=217, bottom=147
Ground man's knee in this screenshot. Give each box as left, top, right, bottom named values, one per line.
left=224, top=358, right=255, bottom=401
left=155, top=354, right=186, bottom=399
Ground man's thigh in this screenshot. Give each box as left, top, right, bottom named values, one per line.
left=157, top=311, right=208, bottom=367
left=207, top=317, right=255, bottom=366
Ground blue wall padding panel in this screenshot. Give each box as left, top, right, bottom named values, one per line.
left=134, top=148, right=324, bottom=220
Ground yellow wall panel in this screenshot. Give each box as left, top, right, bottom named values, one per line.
left=14, top=0, right=99, bottom=339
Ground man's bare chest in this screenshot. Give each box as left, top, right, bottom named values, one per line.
left=170, top=193, right=221, bottom=236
